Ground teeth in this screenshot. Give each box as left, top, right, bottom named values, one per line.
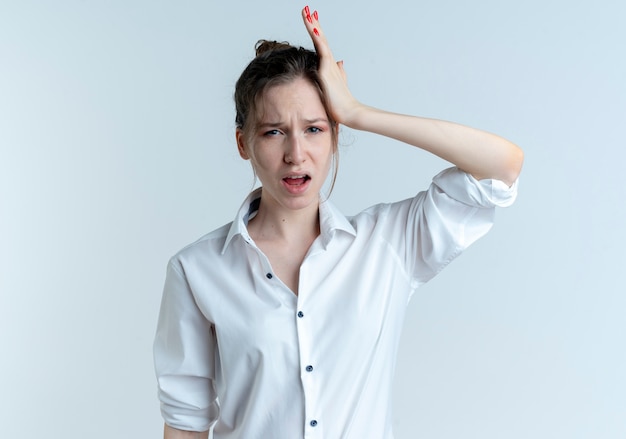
left=287, top=175, right=306, bottom=179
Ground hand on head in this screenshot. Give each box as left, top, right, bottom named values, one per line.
left=301, top=6, right=361, bottom=127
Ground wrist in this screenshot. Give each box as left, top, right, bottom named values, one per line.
left=335, top=101, right=370, bottom=129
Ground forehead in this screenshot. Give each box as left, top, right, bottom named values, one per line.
left=258, top=78, right=327, bottom=121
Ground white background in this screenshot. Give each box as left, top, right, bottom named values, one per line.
left=1, top=0, right=624, bottom=437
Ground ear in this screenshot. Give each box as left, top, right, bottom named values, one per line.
left=236, top=129, right=250, bottom=160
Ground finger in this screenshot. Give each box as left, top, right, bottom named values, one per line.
left=337, top=60, right=347, bottom=81
left=301, top=6, right=334, bottom=60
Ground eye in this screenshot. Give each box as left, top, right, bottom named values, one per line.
left=263, top=129, right=281, bottom=137
left=307, top=126, right=322, bottom=134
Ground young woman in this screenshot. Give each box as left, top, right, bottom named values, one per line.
left=154, top=6, right=523, bottom=439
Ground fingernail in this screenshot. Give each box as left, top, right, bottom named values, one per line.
left=307, top=14, right=312, bottom=24
left=313, top=10, right=318, bottom=21
left=305, top=5, right=310, bottom=15
left=313, top=28, right=319, bottom=36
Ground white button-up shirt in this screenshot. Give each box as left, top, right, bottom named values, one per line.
left=154, top=167, right=518, bottom=438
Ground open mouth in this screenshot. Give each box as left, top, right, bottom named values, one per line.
left=283, top=175, right=311, bottom=186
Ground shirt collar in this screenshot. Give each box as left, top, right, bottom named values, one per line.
left=317, top=196, right=356, bottom=249
left=221, top=188, right=356, bottom=254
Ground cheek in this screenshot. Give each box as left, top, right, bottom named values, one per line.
left=318, top=149, right=334, bottom=176
left=249, top=145, right=281, bottom=171
left=322, top=140, right=336, bottom=165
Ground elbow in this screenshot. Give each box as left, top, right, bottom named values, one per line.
left=501, top=143, right=524, bottom=187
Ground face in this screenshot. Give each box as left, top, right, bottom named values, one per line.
left=237, top=77, right=335, bottom=215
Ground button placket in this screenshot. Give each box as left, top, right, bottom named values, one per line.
left=296, top=262, right=323, bottom=436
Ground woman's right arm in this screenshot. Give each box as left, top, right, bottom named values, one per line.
left=155, top=260, right=218, bottom=437
left=164, top=424, right=209, bottom=439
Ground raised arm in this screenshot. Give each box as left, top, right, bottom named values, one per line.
left=301, top=6, right=523, bottom=186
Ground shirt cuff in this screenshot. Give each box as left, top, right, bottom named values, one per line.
left=158, top=376, right=219, bottom=432
left=432, top=167, right=518, bottom=208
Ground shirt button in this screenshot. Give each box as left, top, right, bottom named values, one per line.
left=310, top=420, right=318, bottom=427
left=305, top=365, right=314, bottom=372
left=266, top=273, right=273, bottom=279
left=297, top=311, right=304, bottom=318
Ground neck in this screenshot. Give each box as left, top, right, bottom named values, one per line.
left=247, top=197, right=320, bottom=243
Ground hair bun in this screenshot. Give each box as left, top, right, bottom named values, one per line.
left=255, top=40, right=294, bottom=57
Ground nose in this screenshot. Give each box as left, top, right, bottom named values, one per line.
left=284, top=134, right=305, bottom=165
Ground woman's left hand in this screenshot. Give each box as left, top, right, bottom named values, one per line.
left=302, top=6, right=362, bottom=126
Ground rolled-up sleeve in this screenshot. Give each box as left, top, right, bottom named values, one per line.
left=153, top=259, right=219, bottom=432
left=431, top=167, right=518, bottom=208
left=405, top=167, right=518, bottom=285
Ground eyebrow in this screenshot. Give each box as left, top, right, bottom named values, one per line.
left=257, top=118, right=330, bottom=129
